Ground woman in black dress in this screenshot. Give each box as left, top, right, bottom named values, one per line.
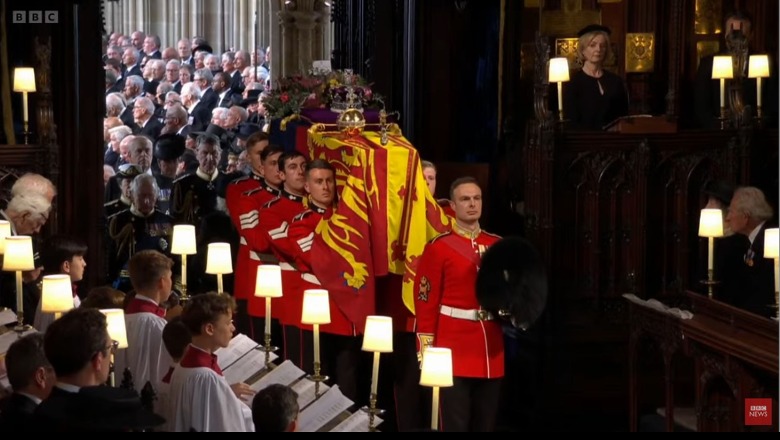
left=563, top=25, right=629, bottom=130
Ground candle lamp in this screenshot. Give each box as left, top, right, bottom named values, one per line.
left=41, top=274, right=75, bottom=320
left=301, top=289, right=330, bottom=396
left=419, top=347, right=454, bottom=431
left=548, top=57, right=570, bottom=122
left=748, top=55, right=770, bottom=123
left=0, top=220, right=11, bottom=254
left=13, top=67, right=36, bottom=144
left=698, top=208, right=724, bottom=298
left=2, top=236, right=35, bottom=332
left=171, top=225, right=197, bottom=301
left=711, top=56, right=733, bottom=130
left=206, top=242, right=233, bottom=295
left=254, top=265, right=283, bottom=367
left=100, top=308, right=129, bottom=387
left=360, top=315, right=393, bottom=432
left=763, top=228, right=779, bottom=320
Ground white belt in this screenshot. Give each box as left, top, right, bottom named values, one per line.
left=301, top=273, right=321, bottom=285
left=279, top=262, right=295, bottom=271
left=440, top=305, right=494, bottom=321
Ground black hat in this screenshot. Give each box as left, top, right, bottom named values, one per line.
left=154, top=133, right=186, bottom=161
left=240, top=89, right=263, bottom=108
left=37, top=385, right=165, bottom=432
left=236, top=123, right=263, bottom=140
left=577, top=24, right=611, bottom=37
left=476, top=237, right=548, bottom=331
left=116, top=164, right=143, bottom=180
left=702, top=180, right=736, bottom=206
left=192, top=44, right=213, bottom=55
left=191, top=123, right=225, bottom=145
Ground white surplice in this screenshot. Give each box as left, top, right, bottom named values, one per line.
left=168, top=363, right=255, bottom=432
left=113, top=306, right=171, bottom=394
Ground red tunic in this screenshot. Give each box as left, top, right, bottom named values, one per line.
left=287, top=207, right=355, bottom=336
left=230, top=182, right=280, bottom=301
left=414, top=227, right=503, bottom=378
left=246, top=191, right=306, bottom=322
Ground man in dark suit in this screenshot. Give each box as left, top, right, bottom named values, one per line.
left=181, top=82, right=212, bottom=132
left=194, top=69, right=219, bottom=111
left=724, top=186, right=776, bottom=317
left=131, top=97, right=163, bottom=140
left=0, top=333, right=54, bottom=431
left=143, top=35, right=162, bottom=60
left=214, top=72, right=235, bottom=108
left=122, top=47, right=143, bottom=79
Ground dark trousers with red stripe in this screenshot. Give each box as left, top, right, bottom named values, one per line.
left=440, top=376, right=502, bottom=432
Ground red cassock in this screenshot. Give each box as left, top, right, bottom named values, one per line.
left=229, top=181, right=280, bottom=301
left=414, top=229, right=504, bottom=379
left=287, top=207, right=355, bottom=336
left=246, top=191, right=306, bottom=323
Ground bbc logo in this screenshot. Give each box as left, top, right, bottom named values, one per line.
left=12, top=11, right=59, bottom=24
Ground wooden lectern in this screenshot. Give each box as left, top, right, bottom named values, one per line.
left=603, top=115, right=678, bottom=133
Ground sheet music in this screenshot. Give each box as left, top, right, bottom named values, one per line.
left=0, top=328, right=37, bottom=354
left=249, top=360, right=306, bottom=392
left=331, top=410, right=383, bottom=432
left=225, top=348, right=278, bottom=387
left=298, top=385, right=353, bottom=433
left=215, top=333, right=260, bottom=370
left=292, top=376, right=330, bottom=410
left=0, top=309, right=17, bottom=326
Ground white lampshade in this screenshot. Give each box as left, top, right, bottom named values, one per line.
left=748, top=55, right=770, bottom=79
left=712, top=56, right=734, bottom=79
left=419, top=347, right=454, bottom=388
left=764, top=228, right=779, bottom=258
left=2, top=236, right=35, bottom=271
left=254, top=265, right=283, bottom=298
left=548, top=57, right=570, bottom=83
left=698, top=209, right=724, bottom=237
left=171, top=224, right=197, bottom=255
left=101, top=308, right=129, bottom=349
left=13, top=68, right=36, bottom=92
left=206, top=242, right=233, bottom=274
left=301, top=289, right=331, bottom=325
left=41, top=275, right=74, bottom=314
left=0, top=220, right=11, bottom=254
left=362, top=316, right=394, bottom=353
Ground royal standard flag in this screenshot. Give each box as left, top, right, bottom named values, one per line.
left=308, top=126, right=450, bottom=330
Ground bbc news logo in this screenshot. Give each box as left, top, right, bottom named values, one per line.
left=12, top=11, right=59, bottom=24
left=744, top=398, right=772, bottom=426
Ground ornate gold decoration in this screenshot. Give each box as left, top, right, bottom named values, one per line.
left=541, top=0, right=600, bottom=36
left=625, top=33, right=655, bottom=73
left=696, top=41, right=720, bottom=69
left=555, top=38, right=580, bottom=67
left=695, top=0, right=722, bottom=35
left=524, top=0, right=540, bottom=7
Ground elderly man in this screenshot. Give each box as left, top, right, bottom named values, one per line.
left=723, top=186, right=776, bottom=317
left=131, top=96, right=163, bottom=139
left=0, top=193, right=52, bottom=321
left=106, top=174, right=173, bottom=292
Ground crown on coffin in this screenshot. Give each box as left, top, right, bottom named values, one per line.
left=329, top=69, right=372, bottom=113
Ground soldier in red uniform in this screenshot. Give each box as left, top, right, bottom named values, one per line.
left=414, top=176, right=503, bottom=432
left=287, top=159, right=361, bottom=400
left=245, top=151, right=309, bottom=365
left=225, top=132, right=269, bottom=335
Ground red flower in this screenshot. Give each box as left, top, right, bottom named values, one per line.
left=280, top=93, right=289, bottom=103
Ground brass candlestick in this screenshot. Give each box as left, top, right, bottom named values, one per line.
left=260, top=332, right=278, bottom=369
left=360, top=393, right=385, bottom=432
left=306, top=361, right=329, bottom=398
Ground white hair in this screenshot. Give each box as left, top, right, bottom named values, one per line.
left=11, top=173, right=56, bottom=200
left=135, top=97, right=155, bottom=115
left=181, top=82, right=202, bottom=100
left=131, top=173, right=159, bottom=196
left=732, top=186, right=774, bottom=222
left=6, top=193, right=51, bottom=220
left=109, top=125, right=132, bottom=140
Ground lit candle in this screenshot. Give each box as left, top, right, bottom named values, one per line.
left=719, top=78, right=725, bottom=108
left=757, top=77, right=763, bottom=108
left=181, top=257, right=188, bottom=295
left=708, top=237, right=714, bottom=272
left=217, top=273, right=224, bottom=295
left=265, top=297, right=272, bottom=335
left=313, top=323, right=320, bottom=365
left=371, top=351, right=380, bottom=396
